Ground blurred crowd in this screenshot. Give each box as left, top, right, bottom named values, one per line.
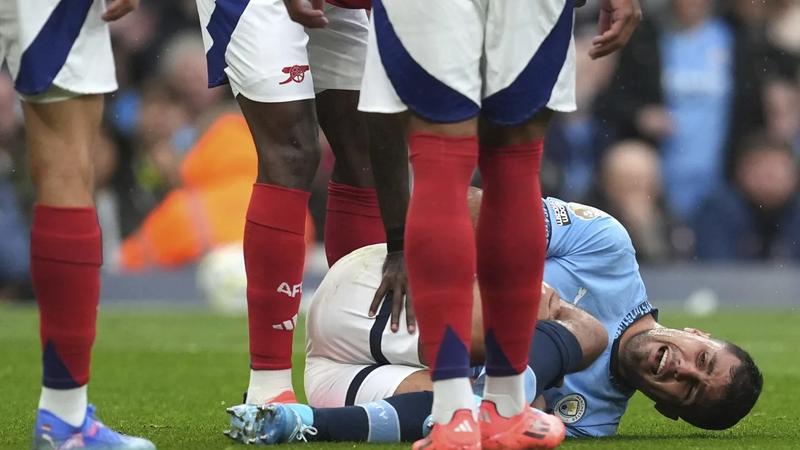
left=2, top=0, right=800, bottom=294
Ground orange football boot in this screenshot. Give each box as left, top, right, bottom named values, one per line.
left=479, top=401, right=565, bottom=450
left=266, top=390, right=298, bottom=404
left=413, top=409, right=481, bottom=450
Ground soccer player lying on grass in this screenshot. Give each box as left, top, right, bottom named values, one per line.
left=225, top=191, right=763, bottom=444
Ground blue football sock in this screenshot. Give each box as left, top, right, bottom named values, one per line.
left=309, top=391, right=434, bottom=442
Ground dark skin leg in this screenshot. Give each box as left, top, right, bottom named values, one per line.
left=236, top=96, right=321, bottom=188
left=315, top=90, right=373, bottom=187
left=478, top=109, right=554, bottom=148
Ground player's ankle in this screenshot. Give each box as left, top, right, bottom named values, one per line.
left=246, top=369, right=293, bottom=404
left=431, top=378, right=476, bottom=424
left=38, top=385, right=88, bottom=428
left=483, top=372, right=527, bottom=418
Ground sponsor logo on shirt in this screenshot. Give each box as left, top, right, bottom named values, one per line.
left=542, top=201, right=552, bottom=244
left=554, top=393, right=587, bottom=424
left=568, top=202, right=608, bottom=221
left=279, top=65, right=310, bottom=85
left=549, top=201, right=571, bottom=226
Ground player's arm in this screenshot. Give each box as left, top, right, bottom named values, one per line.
left=550, top=300, right=607, bottom=370
left=102, top=0, right=139, bottom=21
left=589, top=0, right=642, bottom=59
left=538, top=283, right=607, bottom=370
left=367, top=113, right=414, bottom=333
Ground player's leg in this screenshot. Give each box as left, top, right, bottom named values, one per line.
left=236, top=97, right=317, bottom=404
left=25, top=97, right=102, bottom=421
left=307, top=5, right=385, bottom=266
left=476, top=1, right=575, bottom=448
left=316, top=90, right=385, bottom=265
left=238, top=356, right=437, bottom=444
left=23, top=90, right=154, bottom=450
left=238, top=318, right=583, bottom=444
left=4, top=0, right=153, bottom=447
left=360, top=2, right=486, bottom=447
left=197, top=0, right=318, bottom=405
left=475, top=111, right=552, bottom=418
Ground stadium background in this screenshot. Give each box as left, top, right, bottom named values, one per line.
left=1, top=0, right=800, bottom=449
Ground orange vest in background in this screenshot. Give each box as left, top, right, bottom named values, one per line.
left=120, top=114, right=315, bottom=271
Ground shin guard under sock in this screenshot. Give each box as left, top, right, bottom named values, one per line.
left=477, top=140, right=546, bottom=415
left=324, top=181, right=385, bottom=266
left=245, top=184, right=309, bottom=375
left=405, top=134, right=478, bottom=383
left=32, top=205, right=102, bottom=390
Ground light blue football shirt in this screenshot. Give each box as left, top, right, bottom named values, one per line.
left=540, top=197, right=655, bottom=437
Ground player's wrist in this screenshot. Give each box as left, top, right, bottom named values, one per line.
left=386, top=226, right=404, bottom=253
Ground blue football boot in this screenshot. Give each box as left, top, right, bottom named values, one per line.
left=33, top=405, right=155, bottom=450
left=224, top=403, right=317, bottom=445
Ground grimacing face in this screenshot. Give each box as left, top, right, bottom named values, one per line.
left=618, top=328, right=741, bottom=415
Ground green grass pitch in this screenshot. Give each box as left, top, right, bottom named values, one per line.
left=1, top=306, right=798, bottom=449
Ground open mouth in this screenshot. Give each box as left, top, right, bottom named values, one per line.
left=653, top=346, right=669, bottom=376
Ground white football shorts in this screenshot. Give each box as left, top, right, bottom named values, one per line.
left=359, top=0, right=577, bottom=125
left=0, top=0, right=117, bottom=102
left=305, top=244, right=426, bottom=407
left=197, top=0, right=368, bottom=102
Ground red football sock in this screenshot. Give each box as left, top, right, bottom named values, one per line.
left=324, top=181, right=385, bottom=266
left=31, top=205, right=102, bottom=388
left=245, top=183, right=310, bottom=370
left=477, top=139, right=546, bottom=375
left=405, top=133, right=478, bottom=381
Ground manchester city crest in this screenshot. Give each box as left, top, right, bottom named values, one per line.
left=554, top=394, right=587, bottom=424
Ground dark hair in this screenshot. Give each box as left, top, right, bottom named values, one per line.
left=680, top=342, right=763, bottom=430
left=734, top=133, right=795, bottom=167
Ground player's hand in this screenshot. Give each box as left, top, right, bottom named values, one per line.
left=283, top=0, right=329, bottom=28
left=103, top=0, right=139, bottom=22
left=590, top=0, right=642, bottom=60
left=369, top=251, right=415, bottom=334
left=538, top=282, right=562, bottom=320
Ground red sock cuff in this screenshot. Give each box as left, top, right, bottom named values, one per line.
left=326, top=181, right=381, bottom=218
left=480, top=138, right=544, bottom=154
left=247, top=183, right=310, bottom=235
left=33, top=205, right=99, bottom=234
left=31, top=206, right=101, bottom=265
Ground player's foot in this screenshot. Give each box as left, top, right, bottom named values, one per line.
left=224, top=403, right=317, bottom=445
left=478, top=401, right=565, bottom=450
left=33, top=405, right=155, bottom=450
left=412, top=409, right=480, bottom=450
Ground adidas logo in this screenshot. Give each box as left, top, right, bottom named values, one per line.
left=272, top=314, right=298, bottom=331
left=453, top=420, right=474, bottom=433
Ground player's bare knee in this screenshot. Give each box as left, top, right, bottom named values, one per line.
left=409, top=116, right=477, bottom=137
left=479, top=109, right=554, bottom=147
left=239, top=98, right=321, bottom=189
left=257, top=141, right=321, bottom=189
